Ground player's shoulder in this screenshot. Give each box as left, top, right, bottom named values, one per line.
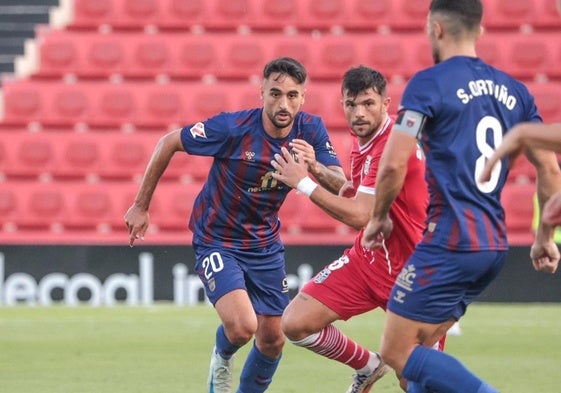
left=295, top=111, right=324, bottom=126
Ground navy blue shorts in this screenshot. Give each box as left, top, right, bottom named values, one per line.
left=388, top=243, right=507, bottom=323
left=193, top=244, right=290, bottom=315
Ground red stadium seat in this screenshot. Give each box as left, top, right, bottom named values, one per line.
left=151, top=182, right=201, bottom=231
left=507, top=155, right=536, bottom=184
left=344, top=0, right=393, bottom=30
left=17, top=181, right=68, bottom=231
left=328, top=131, right=354, bottom=178
left=482, top=0, right=536, bottom=30
left=0, top=187, right=19, bottom=229
left=528, top=82, right=561, bottom=124
left=501, top=182, right=535, bottom=245
left=2, top=134, right=56, bottom=179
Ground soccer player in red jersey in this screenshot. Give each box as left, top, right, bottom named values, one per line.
left=271, top=65, right=444, bottom=393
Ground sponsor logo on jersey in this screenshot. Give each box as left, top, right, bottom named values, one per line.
left=363, top=156, right=372, bottom=175
left=395, top=264, right=416, bottom=291
left=313, top=268, right=331, bottom=284
left=190, top=122, right=207, bottom=139
left=281, top=277, right=289, bottom=293
left=393, top=290, right=406, bottom=304
left=245, top=151, right=256, bottom=161
left=326, top=141, right=337, bottom=157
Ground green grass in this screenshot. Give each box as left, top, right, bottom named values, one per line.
left=0, top=303, right=560, bottom=392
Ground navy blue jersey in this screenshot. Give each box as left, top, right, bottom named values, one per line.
left=180, top=108, right=341, bottom=251
left=401, top=56, right=541, bottom=251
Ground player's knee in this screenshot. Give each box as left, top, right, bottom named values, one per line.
left=280, top=311, right=307, bottom=341
left=223, top=320, right=257, bottom=346
left=379, top=342, right=403, bottom=372
left=256, top=333, right=285, bottom=357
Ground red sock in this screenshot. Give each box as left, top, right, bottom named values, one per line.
left=299, top=324, right=370, bottom=370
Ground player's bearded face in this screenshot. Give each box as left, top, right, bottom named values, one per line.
left=342, top=88, right=388, bottom=144
left=262, top=73, right=305, bottom=130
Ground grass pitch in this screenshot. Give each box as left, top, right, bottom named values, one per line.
left=0, top=303, right=560, bottom=392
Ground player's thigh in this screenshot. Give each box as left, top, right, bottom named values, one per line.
left=243, top=253, right=290, bottom=316
left=281, top=292, right=340, bottom=339
left=215, top=288, right=257, bottom=333
left=193, top=246, right=248, bottom=306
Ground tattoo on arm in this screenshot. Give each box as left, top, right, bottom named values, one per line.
left=313, top=162, right=346, bottom=194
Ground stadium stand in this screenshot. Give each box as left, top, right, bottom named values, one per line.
left=501, top=182, right=536, bottom=245
left=1, top=0, right=560, bottom=246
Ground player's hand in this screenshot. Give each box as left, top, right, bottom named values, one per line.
left=289, top=139, right=320, bottom=175
left=479, top=128, right=524, bottom=183
left=270, top=146, right=309, bottom=189
left=530, top=240, right=560, bottom=274
left=124, top=204, right=150, bottom=247
left=361, top=216, right=393, bottom=249
left=542, top=191, right=561, bottom=226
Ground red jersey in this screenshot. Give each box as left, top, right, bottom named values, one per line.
left=347, top=115, right=428, bottom=296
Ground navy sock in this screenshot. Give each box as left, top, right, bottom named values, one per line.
left=403, top=346, right=499, bottom=393
left=238, top=341, right=281, bottom=393
left=407, top=381, right=431, bottom=392
left=215, top=324, right=240, bottom=360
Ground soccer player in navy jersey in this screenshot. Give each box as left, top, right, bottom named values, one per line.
left=361, top=1, right=561, bottom=392
left=271, top=65, right=445, bottom=393
left=124, top=57, right=346, bottom=393
left=480, top=0, right=561, bottom=234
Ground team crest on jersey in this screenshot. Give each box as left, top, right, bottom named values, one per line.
left=406, top=117, right=417, bottom=128
left=190, top=122, right=207, bottom=139
left=313, top=268, right=331, bottom=284
left=207, top=277, right=216, bottom=292
left=363, top=156, right=372, bottom=175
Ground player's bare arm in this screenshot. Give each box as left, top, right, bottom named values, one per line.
left=524, top=146, right=561, bottom=273
left=124, top=129, right=185, bottom=247
left=542, top=191, right=561, bottom=226
left=289, top=138, right=346, bottom=194
left=271, top=147, right=374, bottom=229
left=480, top=123, right=561, bottom=183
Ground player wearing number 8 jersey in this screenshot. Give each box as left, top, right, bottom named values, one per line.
left=361, top=1, right=561, bottom=392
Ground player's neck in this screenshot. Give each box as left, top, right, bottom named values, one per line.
left=439, top=41, right=477, bottom=62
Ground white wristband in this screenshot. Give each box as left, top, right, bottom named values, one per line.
left=296, top=176, right=318, bottom=197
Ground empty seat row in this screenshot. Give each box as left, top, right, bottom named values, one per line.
left=5, top=78, right=561, bottom=128
left=70, top=0, right=430, bottom=32
left=0, top=129, right=354, bottom=182
left=68, top=0, right=560, bottom=32
left=33, top=29, right=561, bottom=82
left=0, top=130, right=213, bottom=182
left=34, top=29, right=431, bottom=81
left=1, top=79, right=385, bottom=129
left=0, top=180, right=358, bottom=240
left=0, top=180, right=200, bottom=234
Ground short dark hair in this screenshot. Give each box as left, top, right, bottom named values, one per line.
left=341, top=65, right=387, bottom=97
left=430, top=0, right=483, bottom=33
left=263, top=57, right=307, bottom=84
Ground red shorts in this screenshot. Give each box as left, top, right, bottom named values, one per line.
left=301, top=248, right=395, bottom=320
